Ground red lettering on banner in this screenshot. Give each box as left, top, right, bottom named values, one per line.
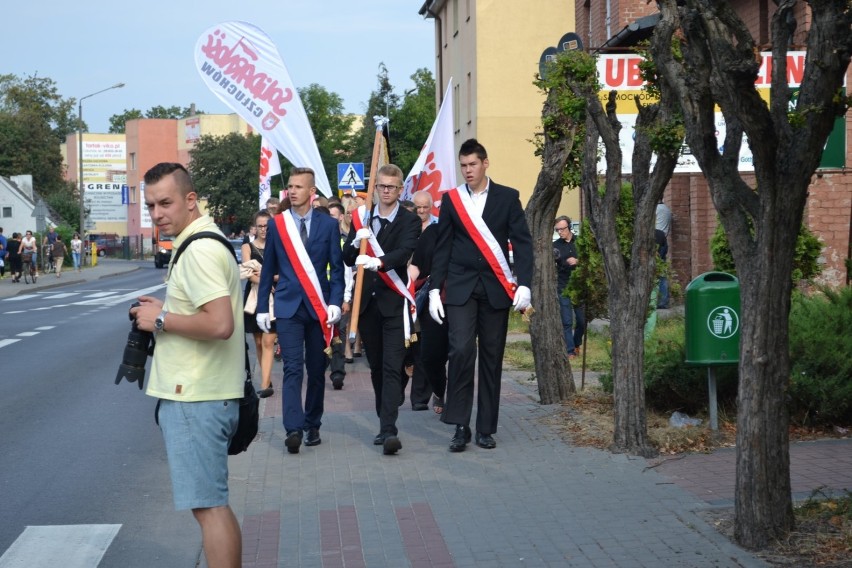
left=754, top=52, right=806, bottom=87
left=201, top=28, right=294, bottom=116
left=260, top=146, right=273, bottom=177
left=604, top=57, right=644, bottom=89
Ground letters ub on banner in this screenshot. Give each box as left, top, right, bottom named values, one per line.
left=195, top=21, right=332, bottom=196
left=596, top=51, right=844, bottom=173
left=403, top=79, right=457, bottom=216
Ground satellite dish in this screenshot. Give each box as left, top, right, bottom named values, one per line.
left=539, top=46, right=559, bottom=80
left=556, top=32, right=583, bottom=53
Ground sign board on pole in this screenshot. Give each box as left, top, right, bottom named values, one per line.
left=338, top=163, right=365, bottom=190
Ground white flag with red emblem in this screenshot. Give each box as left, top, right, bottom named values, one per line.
left=194, top=21, right=331, bottom=196
left=403, top=78, right=457, bottom=216
left=259, top=137, right=281, bottom=209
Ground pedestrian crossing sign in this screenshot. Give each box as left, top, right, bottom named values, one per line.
left=337, top=162, right=365, bottom=190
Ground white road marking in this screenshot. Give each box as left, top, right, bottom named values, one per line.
left=1, top=295, right=38, bottom=302
left=73, top=284, right=165, bottom=307
left=16, top=332, right=39, bottom=337
left=0, top=339, right=21, bottom=349
left=0, top=524, right=121, bottom=568
left=40, top=292, right=79, bottom=299
left=2, top=310, right=25, bottom=314
left=34, top=326, right=55, bottom=331
left=82, top=291, right=120, bottom=298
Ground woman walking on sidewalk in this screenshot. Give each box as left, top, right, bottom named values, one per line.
left=70, top=233, right=83, bottom=272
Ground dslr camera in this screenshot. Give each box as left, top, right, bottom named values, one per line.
left=115, top=301, right=155, bottom=389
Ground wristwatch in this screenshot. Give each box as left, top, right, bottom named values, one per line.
left=154, top=310, right=168, bottom=333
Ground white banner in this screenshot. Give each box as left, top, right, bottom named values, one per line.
left=195, top=21, right=331, bottom=195
left=259, top=136, right=281, bottom=209
left=403, top=78, right=457, bottom=216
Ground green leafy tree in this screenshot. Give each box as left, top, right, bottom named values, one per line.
left=0, top=74, right=75, bottom=196
left=389, top=68, right=437, bottom=174
left=296, top=84, right=355, bottom=190
left=188, top=132, right=260, bottom=232
left=350, top=63, right=399, bottom=176
left=108, top=106, right=202, bottom=133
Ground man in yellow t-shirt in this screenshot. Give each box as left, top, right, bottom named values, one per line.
left=131, top=163, right=243, bottom=568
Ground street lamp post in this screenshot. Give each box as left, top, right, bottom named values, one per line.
left=78, top=82, right=125, bottom=263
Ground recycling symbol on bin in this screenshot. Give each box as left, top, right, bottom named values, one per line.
left=707, top=306, right=739, bottom=339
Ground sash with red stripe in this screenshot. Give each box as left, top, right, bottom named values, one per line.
left=273, top=212, right=333, bottom=350
left=352, top=206, right=417, bottom=342
left=445, top=185, right=517, bottom=300
left=351, top=206, right=416, bottom=305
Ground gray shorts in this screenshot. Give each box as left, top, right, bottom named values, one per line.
left=158, top=399, right=238, bottom=510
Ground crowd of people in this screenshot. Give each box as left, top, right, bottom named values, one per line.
left=0, top=227, right=82, bottom=282
left=127, top=138, right=602, bottom=566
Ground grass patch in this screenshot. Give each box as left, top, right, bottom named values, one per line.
left=503, top=329, right=612, bottom=372
left=507, top=310, right=529, bottom=334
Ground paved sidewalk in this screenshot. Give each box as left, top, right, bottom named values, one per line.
left=227, top=355, right=845, bottom=568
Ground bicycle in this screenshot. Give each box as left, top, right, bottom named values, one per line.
left=21, top=252, right=37, bottom=284
left=42, top=244, right=55, bottom=274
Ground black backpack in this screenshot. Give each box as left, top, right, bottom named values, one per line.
left=171, top=232, right=259, bottom=455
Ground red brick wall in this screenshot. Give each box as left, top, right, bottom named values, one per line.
left=806, top=173, right=852, bottom=287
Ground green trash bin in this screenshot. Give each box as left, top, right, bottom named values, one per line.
left=684, top=272, right=740, bottom=366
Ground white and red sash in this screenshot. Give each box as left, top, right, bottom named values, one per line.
left=446, top=185, right=517, bottom=299
left=274, top=212, right=333, bottom=349
left=352, top=205, right=417, bottom=342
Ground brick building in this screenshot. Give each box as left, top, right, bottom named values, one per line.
left=576, top=0, right=851, bottom=290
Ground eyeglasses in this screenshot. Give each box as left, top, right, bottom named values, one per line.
left=555, top=226, right=570, bottom=232
left=376, top=184, right=400, bottom=192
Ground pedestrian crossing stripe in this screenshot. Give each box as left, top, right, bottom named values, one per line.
left=0, top=525, right=121, bottom=568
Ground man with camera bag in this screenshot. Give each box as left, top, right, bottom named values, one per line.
left=131, top=162, right=244, bottom=568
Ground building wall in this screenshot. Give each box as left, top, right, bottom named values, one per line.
left=125, top=119, right=178, bottom=240
left=424, top=0, right=580, bottom=218
left=577, top=0, right=851, bottom=290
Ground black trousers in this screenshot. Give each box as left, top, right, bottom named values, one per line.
left=328, top=325, right=346, bottom=382
left=441, top=280, right=510, bottom=435
left=413, top=305, right=448, bottom=401
left=359, top=297, right=406, bottom=436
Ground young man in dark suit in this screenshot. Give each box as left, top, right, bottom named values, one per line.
left=428, top=139, right=534, bottom=452
left=257, top=167, right=345, bottom=454
left=343, top=164, right=421, bottom=455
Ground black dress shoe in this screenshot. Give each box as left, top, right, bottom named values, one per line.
left=344, top=357, right=354, bottom=363
left=285, top=430, right=303, bottom=454
left=382, top=435, right=402, bottom=455
left=449, top=425, right=472, bottom=452
left=411, top=402, right=429, bottom=411
left=331, top=377, right=344, bottom=390
left=304, top=428, right=321, bottom=446
left=257, top=387, right=274, bottom=398
left=475, top=432, right=497, bottom=449
left=373, top=433, right=386, bottom=445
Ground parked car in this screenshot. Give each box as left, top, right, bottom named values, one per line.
left=84, top=233, right=122, bottom=257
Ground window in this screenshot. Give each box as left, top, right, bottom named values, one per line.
left=466, top=72, right=472, bottom=125
left=453, top=84, right=461, bottom=135
left=129, top=152, right=136, bottom=171
left=2, top=206, right=11, bottom=218
left=453, top=0, right=459, bottom=36
left=130, top=186, right=137, bottom=205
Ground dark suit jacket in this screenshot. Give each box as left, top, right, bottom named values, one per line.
left=257, top=210, right=345, bottom=320
left=342, top=205, right=421, bottom=318
left=430, top=181, right=533, bottom=310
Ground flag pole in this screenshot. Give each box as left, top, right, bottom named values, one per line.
left=349, top=116, right=387, bottom=340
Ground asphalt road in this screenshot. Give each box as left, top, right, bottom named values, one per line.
left=0, top=265, right=205, bottom=567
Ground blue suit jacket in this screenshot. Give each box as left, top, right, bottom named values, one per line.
left=257, top=211, right=345, bottom=320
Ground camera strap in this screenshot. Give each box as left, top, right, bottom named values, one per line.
left=154, top=231, right=252, bottom=427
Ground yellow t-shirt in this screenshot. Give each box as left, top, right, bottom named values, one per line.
left=146, top=216, right=245, bottom=401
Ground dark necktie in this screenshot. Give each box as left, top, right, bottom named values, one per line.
left=300, top=218, right=308, bottom=246
left=377, top=218, right=390, bottom=235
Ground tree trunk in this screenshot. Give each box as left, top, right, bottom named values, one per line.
left=653, top=0, right=851, bottom=548
left=526, top=89, right=579, bottom=404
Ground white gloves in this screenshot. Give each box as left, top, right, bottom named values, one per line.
left=355, top=255, right=382, bottom=272
left=512, top=285, right=531, bottom=312
left=428, top=289, right=445, bottom=324
left=351, top=228, right=372, bottom=247
left=326, top=305, right=341, bottom=325
left=256, top=312, right=272, bottom=333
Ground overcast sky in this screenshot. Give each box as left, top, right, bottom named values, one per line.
left=3, top=0, right=434, bottom=132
